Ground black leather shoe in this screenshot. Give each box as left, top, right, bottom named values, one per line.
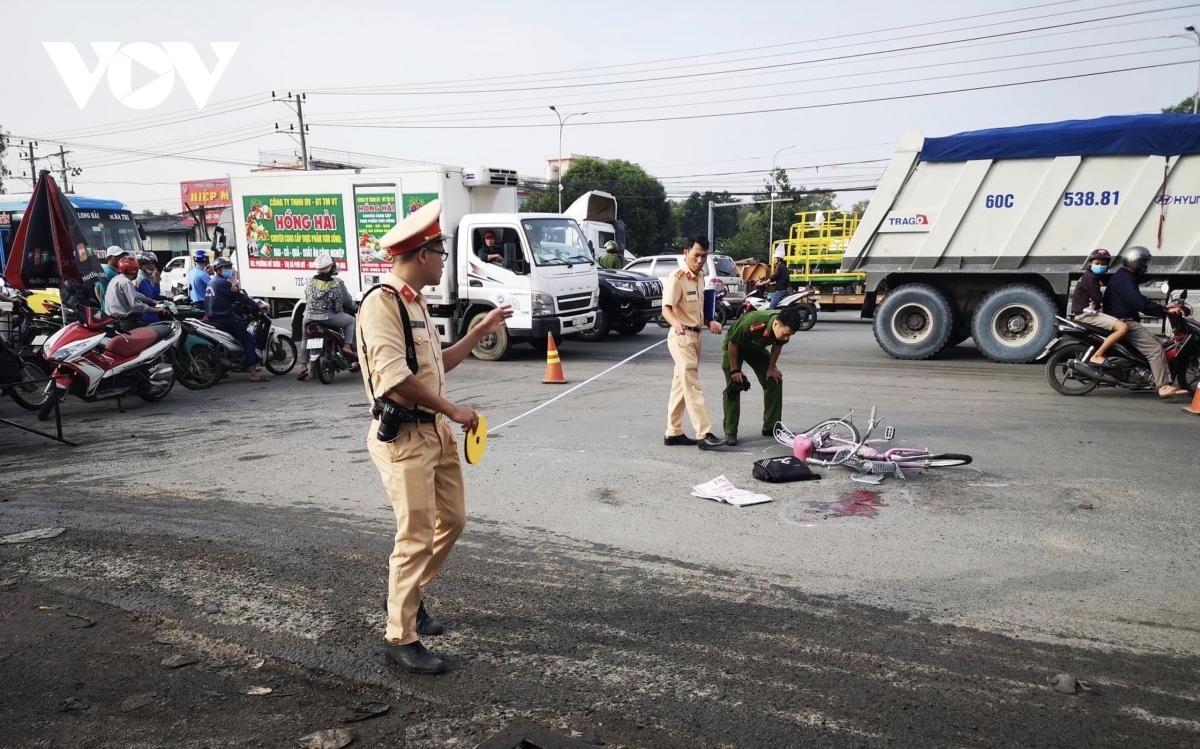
left=664, top=434, right=698, bottom=446
left=763, top=422, right=781, bottom=438
left=417, top=601, right=444, bottom=636
left=383, top=640, right=446, bottom=674
left=697, top=433, right=726, bottom=450
left=726, top=433, right=738, bottom=446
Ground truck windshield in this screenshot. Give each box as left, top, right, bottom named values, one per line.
left=74, top=209, right=144, bottom=253
left=522, top=219, right=594, bottom=267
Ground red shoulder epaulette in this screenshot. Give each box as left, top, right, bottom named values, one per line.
left=750, top=323, right=766, bottom=332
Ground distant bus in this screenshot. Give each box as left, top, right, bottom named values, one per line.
left=0, top=194, right=146, bottom=271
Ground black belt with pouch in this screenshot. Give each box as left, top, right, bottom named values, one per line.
left=361, top=285, right=434, bottom=442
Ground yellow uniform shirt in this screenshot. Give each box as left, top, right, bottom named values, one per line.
left=357, top=271, right=445, bottom=409
left=662, top=268, right=704, bottom=328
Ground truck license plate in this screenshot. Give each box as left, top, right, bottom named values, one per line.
left=651, top=299, right=663, bottom=308
left=306, top=339, right=323, bottom=350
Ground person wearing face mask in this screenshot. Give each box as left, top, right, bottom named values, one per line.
left=206, top=257, right=270, bottom=382
left=1070, top=249, right=1127, bottom=366
left=296, top=253, right=359, bottom=381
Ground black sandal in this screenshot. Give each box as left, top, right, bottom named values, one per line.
left=297, top=369, right=309, bottom=381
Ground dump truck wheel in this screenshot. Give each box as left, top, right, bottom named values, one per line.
left=971, top=284, right=1057, bottom=363
left=872, top=284, right=954, bottom=360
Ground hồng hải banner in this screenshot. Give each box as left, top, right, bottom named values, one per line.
left=243, top=194, right=347, bottom=270
left=354, top=187, right=398, bottom=279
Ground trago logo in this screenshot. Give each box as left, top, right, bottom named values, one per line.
left=43, top=42, right=239, bottom=110
left=887, top=214, right=929, bottom=226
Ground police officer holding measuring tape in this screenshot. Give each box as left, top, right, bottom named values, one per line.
left=357, top=200, right=511, bottom=674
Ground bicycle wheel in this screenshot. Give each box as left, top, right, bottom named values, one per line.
left=892, top=451, right=973, bottom=468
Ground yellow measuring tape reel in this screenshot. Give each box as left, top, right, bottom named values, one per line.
left=464, top=414, right=488, bottom=465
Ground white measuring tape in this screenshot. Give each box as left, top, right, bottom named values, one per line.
left=488, top=338, right=669, bottom=433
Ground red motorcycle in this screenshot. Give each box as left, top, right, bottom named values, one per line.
left=36, top=308, right=181, bottom=420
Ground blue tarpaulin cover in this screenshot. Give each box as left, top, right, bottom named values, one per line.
left=921, top=114, right=1200, bottom=162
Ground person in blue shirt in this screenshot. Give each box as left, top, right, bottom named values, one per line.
left=188, top=250, right=212, bottom=305
left=1102, top=245, right=1188, bottom=398
left=206, top=257, right=270, bottom=382
left=96, top=246, right=128, bottom=313
left=136, top=252, right=168, bottom=325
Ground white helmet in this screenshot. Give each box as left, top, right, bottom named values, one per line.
left=773, top=246, right=786, bottom=260
left=314, top=253, right=335, bottom=272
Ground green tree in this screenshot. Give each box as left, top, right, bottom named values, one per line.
left=0, top=127, right=9, bottom=194
left=521, top=157, right=673, bottom=254
left=1163, top=95, right=1197, bottom=114
left=721, top=168, right=839, bottom=261
left=851, top=198, right=871, bottom=216
left=676, top=190, right=739, bottom=244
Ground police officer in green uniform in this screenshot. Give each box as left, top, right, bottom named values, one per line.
left=598, top=240, right=623, bottom=269
left=721, top=306, right=805, bottom=446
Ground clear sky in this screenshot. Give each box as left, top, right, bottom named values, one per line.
left=3, top=0, right=1197, bottom=213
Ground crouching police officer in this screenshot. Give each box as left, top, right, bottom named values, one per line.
left=721, top=306, right=804, bottom=446
left=358, top=199, right=512, bottom=675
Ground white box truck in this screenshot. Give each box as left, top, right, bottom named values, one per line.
left=844, top=114, right=1200, bottom=363
left=227, top=166, right=599, bottom=360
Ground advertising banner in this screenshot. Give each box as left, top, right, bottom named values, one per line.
left=354, top=186, right=398, bottom=283
left=180, top=178, right=232, bottom=225
left=242, top=194, right=348, bottom=270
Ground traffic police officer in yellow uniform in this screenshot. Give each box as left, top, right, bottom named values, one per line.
left=358, top=199, right=511, bottom=674
left=662, top=235, right=725, bottom=450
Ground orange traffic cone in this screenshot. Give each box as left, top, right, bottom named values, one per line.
left=1184, top=387, right=1200, bottom=415
left=542, top=332, right=568, bottom=384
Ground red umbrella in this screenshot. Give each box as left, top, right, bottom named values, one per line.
left=2, top=170, right=93, bottom=290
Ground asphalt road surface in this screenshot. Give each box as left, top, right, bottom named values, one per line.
left=2, top=313, right=1198, bottom=747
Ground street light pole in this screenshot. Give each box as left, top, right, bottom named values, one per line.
left=549, top=105, right=587, bottom=212
left=1168, top=26, right=1200, bottom=114
left=767, top=145, right=795, bottom=256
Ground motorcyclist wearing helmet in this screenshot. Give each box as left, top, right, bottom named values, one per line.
left=598, top=240, right=623, bottom=270
left=1102, top=246, right=1188, bottom=398
left=756, top=245, right=792, bottom=309
left=188, top=249, right=212, bottom=304
left=206, top=257, right=271, bottom=382
left=296, top=253, right=358, bottom=381
left=1071, top=249, right=1128, bottom=365
left=105, top=255, right=168, bottom=332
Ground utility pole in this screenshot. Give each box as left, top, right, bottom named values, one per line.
left=708, top=196, right=800, bottom=253
left=56, top=146, right=73, bottom=193
left=20, top=140, right=37, bottom=182
left=273, top=91, right=311, bottom=170
left=549, top=105, right=587, bottom=212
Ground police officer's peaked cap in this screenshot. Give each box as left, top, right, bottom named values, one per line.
left=378, top=199, right=444, bottom=256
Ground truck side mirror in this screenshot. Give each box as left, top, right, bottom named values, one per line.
left=503, top=242, right=526, bottom=275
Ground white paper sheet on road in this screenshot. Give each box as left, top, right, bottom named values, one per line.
left=691, top=476, right=772, bottom=507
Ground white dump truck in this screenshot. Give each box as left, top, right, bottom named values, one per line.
left=226, top=166, right=599, bottom=360
left=844, top=114, right=1200, bottom=363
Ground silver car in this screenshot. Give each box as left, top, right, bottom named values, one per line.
left=623, top=253, right=743, bottom=304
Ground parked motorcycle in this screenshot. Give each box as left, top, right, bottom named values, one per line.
left=36, top=309, right=180, bottom=420
left=1040, top=294, right=1200, bottom=396
left=305, top=319, right=358, bottom=384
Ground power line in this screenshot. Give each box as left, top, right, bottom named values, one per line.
left=308, top=0, right=1160, bottom=94
left=314, top=44, right=1184, bottom=128
left=309, top=60, right=1194, bottom=131
left=308, top=3, right=1188, bottom=96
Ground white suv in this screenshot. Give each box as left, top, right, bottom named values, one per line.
left=623, top=253, right=744, bottom=303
